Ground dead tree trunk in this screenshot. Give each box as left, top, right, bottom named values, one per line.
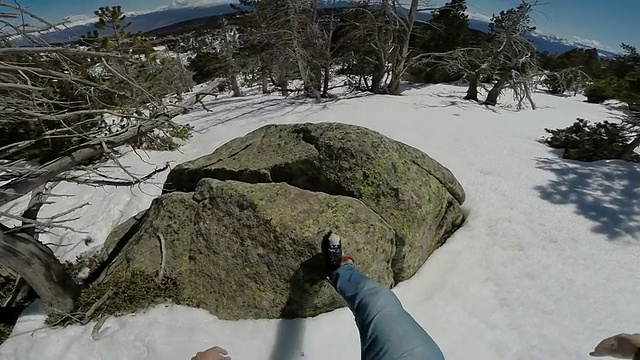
left=371, top=63, right=387, bottom=94
left=387, top=0, right=419, bottom=95
left=0, top=227, right=79, bottom=313
left=464, top=72, right=480, bottom=101
left=3, top=183, right=58, bottom=308
left=314, top=64, right=322, bottom=94
left=321, top=17, right=335, bottom=98
left=322, top=60, right=330, bottom=97
left=230, top=74, right=242, bottom=97
left=619, top=133, right=640, bottom=160
left=484, top=71, right=511, bottom=106
left=482, top=3, right=535, bottom=107
left=261, top=65, right=269, bottom=94
left=277, top=62, right=289, bottom=96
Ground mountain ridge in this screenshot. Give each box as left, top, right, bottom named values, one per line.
left=19, top=1, right=619, bottom=58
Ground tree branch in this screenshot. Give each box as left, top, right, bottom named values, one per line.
left=0, top=82, right=218, bottom=208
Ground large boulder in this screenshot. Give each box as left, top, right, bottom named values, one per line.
left=103, top=179, right=396, bottom=320
left=164, top=122, right=465, bottom=282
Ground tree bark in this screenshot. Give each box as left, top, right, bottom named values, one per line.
left=0, top=227, right=79, bottom=313
left=322, top=61, right=330, bottom=98
left=3, top=183, right=55, bottom=308
left=261, top=66, right=269, bottom=94
left=371, top=63, right=387, bottom=94
left=277, top=62, right=289, bottom=96
left=387, top=0, right=419, bottom=95
left=619, top=133, right=640, bottom=160
left=464, top=72, right=479, bottom=101
left=484, top=71, right=511, bottom=106
left=230, top=74, right=242, bottom=97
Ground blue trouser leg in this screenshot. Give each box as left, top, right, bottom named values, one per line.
left=329, top=264, right=445, bottom=360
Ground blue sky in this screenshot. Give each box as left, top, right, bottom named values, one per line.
left=463, top=0, right=639, bottom=52
left=15, top=0, right=639, bottom=52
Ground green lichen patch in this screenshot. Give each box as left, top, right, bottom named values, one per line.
left=46, top=269, right=191, bottom=328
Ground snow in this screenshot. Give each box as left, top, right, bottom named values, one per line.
left=2, top=83, right=640, bottom=360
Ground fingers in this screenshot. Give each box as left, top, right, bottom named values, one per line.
left=590, top=334, right=640, bottom=359
left=622, top=334, right=640, bottom=347
left=590, top=337, right=617, bottom=357
left=212, top=346, right=228, bottom=355
left=192, top=347, right=230, bottom=360
left=590, top=350, right=613, bottom=357
left=209, top=346, right=229, bottom=359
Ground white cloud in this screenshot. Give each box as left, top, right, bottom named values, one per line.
left=172, top=0, right=190, bottom=7
left=63, top=14, right=94, bottom=23
left=169, top=0, right=238, bottom=8
left=570, top=36, right=616, bottom=52
left=465, top=11, right=492, bottom=23
left=61, top=14, right=96, bottom=27
left=465, top=10, right=616, bottom=53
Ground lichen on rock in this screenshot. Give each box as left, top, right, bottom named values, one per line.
left=90, top=122, right=465, bottom=321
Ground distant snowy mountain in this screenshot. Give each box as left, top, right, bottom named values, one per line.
left=524, top=31, right=618, bottom=58
left=430, top=12, right=619, bottom=58
left=18, top=1, right=618, bottom=58
left=14, top=4, right=243, bottom=45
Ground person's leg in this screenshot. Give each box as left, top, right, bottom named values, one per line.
left=330, top=264, right=444, bottom=360
left=322, top=232, right=444, bottom=360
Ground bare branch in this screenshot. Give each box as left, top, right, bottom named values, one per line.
left=0, top=225, right=80, bottom=312
left=59, top=163, right=170, bottom=187
left=0, top=82, right=217, bottom=208
left=156, top=233, right=166, bottom=283
left=0, top=47, right=126, bottom=57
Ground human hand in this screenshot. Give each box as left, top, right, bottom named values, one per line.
left=590, top=333, right=640, bottom=359
left=191, top=346, right=230, bottom=360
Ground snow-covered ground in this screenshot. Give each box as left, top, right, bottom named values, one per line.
left=1, top=83, right=639, bottom=360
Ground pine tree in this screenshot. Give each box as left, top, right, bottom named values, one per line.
left=488, top=4, right=536, bottom=37
left=424, top=0, right=470, bottom=53
left=94, top=6, right=131, bottom=53
left=410, top=0, right=470, bottom=83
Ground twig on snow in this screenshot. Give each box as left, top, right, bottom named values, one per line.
left=82, top=288, right=114, bottom=325
left=156, top=232, right=166, bottom=283
left=91, top=314, right=109, bottom=341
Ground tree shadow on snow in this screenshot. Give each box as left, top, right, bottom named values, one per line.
left=544, top=92, right=574, bottom=98
left=400, top=82, right=433, bottom=92
left=534, top=153, right=640, bottom=240
left=268, top=254, right=325, bottom=360
left=186, top=97, right=309, bottom=133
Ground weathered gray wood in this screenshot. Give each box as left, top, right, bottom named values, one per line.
left=3, top=183, right=55, bottom=308
left=0, top=227, right=79, bottom=313
left=0, top=80, right=221, bottom=208
left=620, top=134, right=640, bottom=161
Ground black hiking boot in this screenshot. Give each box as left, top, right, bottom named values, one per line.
left=321, top=231, right=354, bottom=277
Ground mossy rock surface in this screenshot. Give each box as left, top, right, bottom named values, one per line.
left=98, top=122, right=466, bottom=320
left=164, top=122, right=465, bottom=281
left=103, top=179, right=395, bottom=319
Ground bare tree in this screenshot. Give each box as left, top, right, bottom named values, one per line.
left=234, top=0, right=342, bottom=100
left=337, top=0, right=437, bottom=95
left=432, top=1, right=540, bottom=109
left=386, top=0, right=421, bottom=94
left=223, top=26, right=243, bottom=97
left=0, top=3, right=213, bottom=314
left=476, top=1, right=538, bottom=108
left=181, top=21, right=246, bottom=96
